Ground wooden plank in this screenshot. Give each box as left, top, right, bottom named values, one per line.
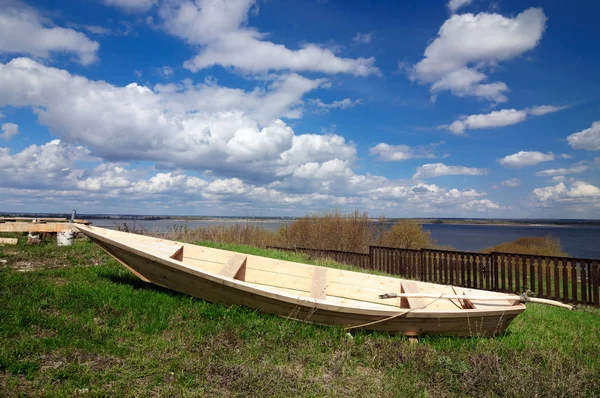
left=0, top=222, right=76, bottom=233
left=401, top=280, right=425, bottom=309
left=553, top=258, right=560, bottom=301
left=507, top=254, right=513, bottom=292
left=545, top=259, right=552, bottom=299
left=311, top=267, right=327, bottom=299
left=537, top=257, right=544, bottom=298
left=529, top=256, right=536, bottom=294
left=467, top=254, right=473, bottom=288
left=475, top=255, right=481, bottom=289
left=449, top=253, right=455, bottom=285
left=443, top=252, right=449, bottom=285
left=591, top=261, right=600, bottom=307
left=0, top=217, right=68, bottom=222
left=500, top=254, right=506, bottom=292
left=508, top=254, right=523, bottom=293
left=219, top=254, right=247, bottom=280
left=522, top=257, right=528, bottom=294
left=580, top=260, right=588, bottom=305
left=562, top=259, right=569, bottom=302
left=571, top=262, right=578, bottom=303
left=0, top=237, right=18, bottom=245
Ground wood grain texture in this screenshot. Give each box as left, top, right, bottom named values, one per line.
left=77, top=225, right=527, bottom=336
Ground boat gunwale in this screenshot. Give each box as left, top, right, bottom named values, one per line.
left=76, top=225, right=526, bottom=318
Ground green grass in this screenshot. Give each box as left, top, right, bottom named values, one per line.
left=1, top=237, right=599, bottom=397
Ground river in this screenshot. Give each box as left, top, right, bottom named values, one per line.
left=88, top=219, right=600, bottom=259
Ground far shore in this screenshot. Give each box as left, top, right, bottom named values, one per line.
left=3, top=213, right=599, bottom=228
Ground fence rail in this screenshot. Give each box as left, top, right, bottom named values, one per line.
left=267, top=245, right=600, bottom=307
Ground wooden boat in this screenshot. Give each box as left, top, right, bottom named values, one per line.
left=77, top=225, right=528, bottom=336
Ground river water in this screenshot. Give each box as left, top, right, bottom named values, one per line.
left=88, top=219, right=600, bottom=259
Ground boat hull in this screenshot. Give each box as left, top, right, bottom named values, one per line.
left=80, top=226, right=525, bottom=337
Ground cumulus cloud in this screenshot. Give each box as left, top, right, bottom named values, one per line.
left=461, top=199, right=500, bottom=211
left=500, top=178, right=521, bottom=187
left=448, top=0, right=472, bottom=13
left=369, top=142, right=445, bottom=162
left=1, top=122, right=18, bottom=140
left=158, top=0, right=379, bottom=76
left=413, top=163, right=487, bottom=179
left=0, top=2, right=99, bottom=65
left=447, top=109, right=527, bottom=135
left=567, top=121, right=600, bottom=151
left=533, top=181, right=600, bottom=203
left=0, top=58, right=356, bottom=182
left=498, top=151, right=562, bottom=168
left=411, top=8, right=546, bottom=102
left=444, top=105, right=565, bottom=135
left=1, top=138, right=499, bottom=216
left=0, top=139, right=94, bottom=189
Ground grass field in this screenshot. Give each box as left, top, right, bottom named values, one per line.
left=1, top=237, right=599, bottom=397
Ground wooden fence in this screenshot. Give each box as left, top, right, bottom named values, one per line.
left=267, top=245, right=600, bottom=306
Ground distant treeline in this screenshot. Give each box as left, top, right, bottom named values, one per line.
left=2, top=212, right=599, bottom=226
left=112, top=210, right=571, bottom=257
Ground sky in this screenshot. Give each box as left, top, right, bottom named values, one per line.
left=0, top=0, right=599, bottom=218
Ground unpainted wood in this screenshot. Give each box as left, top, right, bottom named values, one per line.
left=0, top=222, right=75, bottom=233
left=0, top=237, right=18, bottom=245
left=311, top=267, right=327, bottom=299
left=219, top=254, right=247, bottom=280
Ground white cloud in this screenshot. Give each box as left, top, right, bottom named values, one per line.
left=461, top=199, right=500, bottom=211
left=529, top=105, right=568, bottom=116
left=448, top=109, right=527, bottom=135
left=501, top=178, right=521, bottom=187
left=413, top=163, right=487, bottom=179
left=533, top=181, right=600, bottom=203
left=532, top=182, right=567, bottom=201
left=411, top=8, right=546, bottom=102
left=1, top=139, right=502, bottom=216
left=448, top=0, right=472, bottom=13
left=568, top=181, right=600, bottom=198
left=444, top=105, right=565, bottom=135
left=158, top=0, right=379, bottom=76
left=310, top=98, right=362, bottom=113
left=102, top=0, right=157, bottom=12
left=0, top=57, right=351, bottom=182
left=369, top=142, right=444, bottom=162
left=499, top=151, right=557, bottom=168
left=353, top=32, right=373, bottom=44
left=0, top=2, right=99, bottom=65
left=0, top=139, right=93, bottom=189
left=535, top=164, right=588, bottom=177
left=1, top=122, right=18, bottom=141
left=567, top=121, right=600, bottom=151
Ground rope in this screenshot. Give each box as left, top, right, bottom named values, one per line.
left=345, top=295, right=446, bottom=331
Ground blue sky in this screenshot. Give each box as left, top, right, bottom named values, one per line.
left=1, top=0, right=599, bottom=217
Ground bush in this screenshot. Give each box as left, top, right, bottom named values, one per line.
left=376, top=220, right=432, bottom=250
left=275, top=210, right=381, bottom=252
left=482, top=235, right=567, bottom=257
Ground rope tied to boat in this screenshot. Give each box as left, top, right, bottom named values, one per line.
left=347, top=291, right=573, bottom=331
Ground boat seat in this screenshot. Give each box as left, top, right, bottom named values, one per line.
left=219, top=254, right=247, bottom=280
left=129, top=241, right=184, bottom=261
left=310, top=267, right=327, bottom=299
left=400, top=281, right=425, bottom=309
